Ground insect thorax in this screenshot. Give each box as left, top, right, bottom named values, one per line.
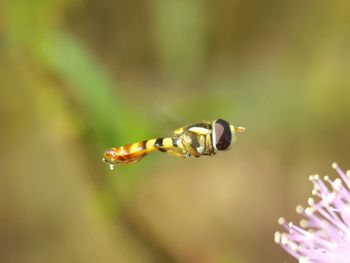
left=177, top=123, right=214, bottom=157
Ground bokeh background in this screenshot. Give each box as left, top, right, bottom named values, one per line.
left=1, top=0, right=350, bottom=262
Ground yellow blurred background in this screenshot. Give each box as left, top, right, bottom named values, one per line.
left=1, top=0, right=350, bottom=262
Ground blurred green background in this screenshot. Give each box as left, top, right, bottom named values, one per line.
left=1, top=0, right=350, bottom=262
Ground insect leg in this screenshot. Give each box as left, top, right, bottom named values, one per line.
left=182, top=139, right=201, bottom=158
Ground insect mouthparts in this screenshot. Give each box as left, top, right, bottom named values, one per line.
left=236, top=126, right=246, bottom=133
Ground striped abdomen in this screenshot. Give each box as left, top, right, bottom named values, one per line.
left=103, top=137, right=178, bottom=165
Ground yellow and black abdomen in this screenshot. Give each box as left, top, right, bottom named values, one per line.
left=103, top=137, right=179, bottom=165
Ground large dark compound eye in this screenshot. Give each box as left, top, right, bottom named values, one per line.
left=213, top=119, right=232, bottom=151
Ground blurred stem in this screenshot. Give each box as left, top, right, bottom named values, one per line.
left=36, top=33, right=147, bottom=147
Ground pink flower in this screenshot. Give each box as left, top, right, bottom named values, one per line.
left=275, top=163, right=350, bottom=263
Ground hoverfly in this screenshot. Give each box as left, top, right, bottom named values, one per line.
left=103, top=119, right=245, bottom=170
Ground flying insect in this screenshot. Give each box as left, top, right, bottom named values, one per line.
left=103, top=119, right=245, bottom=170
